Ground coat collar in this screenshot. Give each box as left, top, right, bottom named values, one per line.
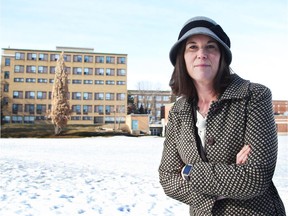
left=171, top=74, right=251, bottom=114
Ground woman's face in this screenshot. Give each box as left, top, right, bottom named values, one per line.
left=184, top=34, right=221, bottom=85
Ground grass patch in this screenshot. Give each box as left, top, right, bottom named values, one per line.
left=1, top=123, right=133, bottom=138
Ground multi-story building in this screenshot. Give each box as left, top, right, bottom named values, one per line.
left=1, top=47, right=127, bottom=125
left=127, top=90, right=176, bottom=123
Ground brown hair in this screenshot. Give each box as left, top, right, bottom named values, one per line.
left=169, top=40, right=232, bottom=99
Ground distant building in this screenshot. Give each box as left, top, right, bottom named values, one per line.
left=1, top=47, right=127, bottom=125
left=127, top=90, right=176, bottom=124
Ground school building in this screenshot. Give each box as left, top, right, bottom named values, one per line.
left=1, top=47, right=127, bottom=125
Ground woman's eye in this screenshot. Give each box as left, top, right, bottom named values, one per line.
left=189, top=45, right=198, bottom=50
left=206, top=44, right=218, bottom=50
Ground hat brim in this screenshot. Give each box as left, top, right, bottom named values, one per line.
left=169, top=27, right=232, bottom=66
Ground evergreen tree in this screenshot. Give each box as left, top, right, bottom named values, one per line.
left=48, top=52, right=71, bottom=135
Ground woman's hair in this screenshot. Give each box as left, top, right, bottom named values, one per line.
left=169, top=40, right=232, bottom=99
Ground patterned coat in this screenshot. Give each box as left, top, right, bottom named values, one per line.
left=159, top=74, right=286, bottom=215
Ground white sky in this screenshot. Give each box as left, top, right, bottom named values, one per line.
left=1, top=0, right=287, bottom=99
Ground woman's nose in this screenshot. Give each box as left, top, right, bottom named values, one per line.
left=197, top=48, right=208, bottom=59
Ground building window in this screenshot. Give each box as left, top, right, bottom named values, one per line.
left=94, top=105, right=104, bottom=114
left=95, top=68, right=104, bottom=75
left=94, top=116, right=104, bottom=124
left=84, top=55, right=93, bottom=63
left=106, top=56, right=115, bottom=64
left=25, top=104, right=35, bottom=114
left=4, top=84, right=9, bottom=92
left=117, top=57, right=126, bottom=64
left=84, top=80, right=93, bottom=84
left=14, top=78, right=24, bottom=82
left=25, top=91, right=35, bottom=99
left=26, top=78, right=36, bottom=83
left=117, top=69, right=126, bottom=76
left=38, top=78, right=48, bottom=83
left=3, top=97, right=9, bottom=105
left=14, top=65, right=24, bottom=73
left=73, top=67, right=82, bottom=75
left=84, top=68, right=93, bottom=75
left=72, top=92, right=82, bottom=100
left=5, top=58, right=10, bottom=66
left=64, top=54, right=71, bottom=62
left=12, top=104, right=23, bottom=114
left=27, top=53, right=37, bottom=60
left=36, top=104, right=46, bottom=114
left=105, top=105, right=114, bottom=115
left=117, top=93, right=125, bottom=101
left=15, top=52, right=25, bottom=60
left=50, top=54, right=60, bottom=61
left=106, top=80, right=115, bottom=85
left=163, top=96, right=170, bottom=101
left=105, top=116, right=115, bottom=124
left=83, top=92, right=92, bottom=100
left=4, top=71, right=10, bottom=79
left=37, top=91, right=47, bottom=99
left=13, top=91, right=23, bottom=99
left=95, top=56, right=104, bottom=63
left=12, top=116, right=23, bottom=124
left=106, top=68, right=115, bottom=76
left=72, top=105, right=81, bottom=114
left=95, top=93, right=104, bottom=100
left=156, top=96, right=162, bottom=101
left=95, top=80, right=104, bottom=85
left=83, top=105, right=92, bottom=114
left=116, top=81, right=126, bottom=85
left=50, top=66, right=56, bottom=74
left=116, top=105, right=125, bottom=113
left=38, top=53, right=48, bottom=61
left=72, top=79, right=82, bottom=84
left=65, top=67, right=71, bottom=74
left=105, top=93, right=114, bottom=100
left=24, top=116, right=35, bottom=124
left=27, top=65, right=36, bottom=73
left=38, top=66, right=48, bottom=73
left=71, top=116, right=81, bottom=120
left=156, top=103, right=162, bottom=109
left=73, top=55, right=82, bottom=62
left=82, top=116, right=93, bottom=121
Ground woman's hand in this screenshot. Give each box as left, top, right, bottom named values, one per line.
left=236, top=145, right=251, bottom=164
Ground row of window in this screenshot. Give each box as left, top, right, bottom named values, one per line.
left=6, top=78, right=126, bottom=85
left=4, top=67, right=126, bottom=76
left=134, top=95, right=171, bottom=102
left=2, top=115, right=125, bottom=124
left=11, top=104, right=126, bottom=114
left=9, top=91, right=126, bottom=101
left=5, top=53, right=126, bottom=64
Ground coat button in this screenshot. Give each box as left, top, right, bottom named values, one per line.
left=206, top=137, right=215, bottom=146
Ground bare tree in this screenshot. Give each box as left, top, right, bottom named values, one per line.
left=48, top=52, right=71, bottom=135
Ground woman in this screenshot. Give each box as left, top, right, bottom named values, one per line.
left=158, top=16, right=286, bottom=215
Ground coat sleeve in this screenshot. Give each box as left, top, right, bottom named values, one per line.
left=188, top=85, right=278, bottom=200
left=158, top=108, right=216, bottom=211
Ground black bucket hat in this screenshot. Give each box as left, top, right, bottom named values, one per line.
left=169, top=16, right=232, bottom=66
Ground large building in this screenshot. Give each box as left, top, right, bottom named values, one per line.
left=1, top=47, right=127, bottom=125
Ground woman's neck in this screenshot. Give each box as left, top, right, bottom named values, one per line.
left=196, top=88, right=218, bottom=117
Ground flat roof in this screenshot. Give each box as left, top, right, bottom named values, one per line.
left=1, top=47, right=127, bottom=56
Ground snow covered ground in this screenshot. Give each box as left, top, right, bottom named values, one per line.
left=1, top=135, right=287, bottom=216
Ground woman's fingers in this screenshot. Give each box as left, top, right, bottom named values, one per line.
left=236, top=145, right=251, bottom=164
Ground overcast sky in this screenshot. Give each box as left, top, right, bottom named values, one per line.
left=1, top=0, right=287, bottom=99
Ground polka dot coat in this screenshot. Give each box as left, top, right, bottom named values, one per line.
left=158, top=74, right=286, bottom=215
